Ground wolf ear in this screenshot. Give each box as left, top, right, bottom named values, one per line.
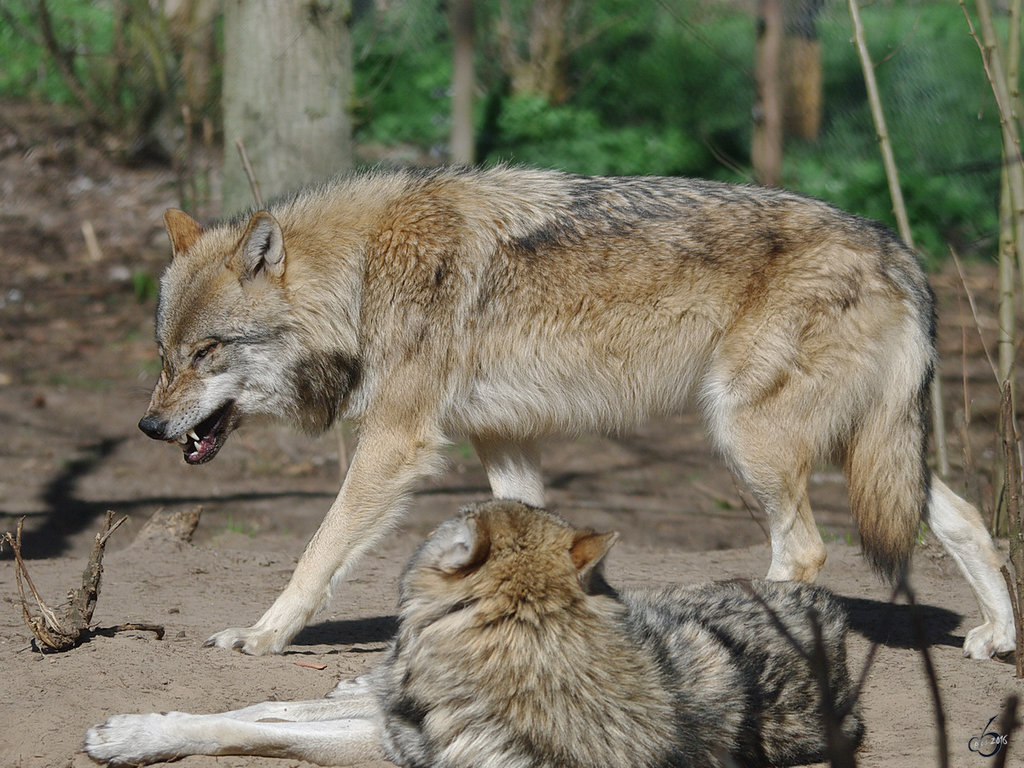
left=237, top=211, right=286, bottom=281
left=164, top=209, right=203, bottom=258
left=435, top=515, right=491, bottom=574
left=570, top=530, right=619, bottom=578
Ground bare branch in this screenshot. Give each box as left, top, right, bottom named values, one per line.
left=3, top=512, right=163, bottom=652
left=33, top=0, right=103, bottom=121
left=950, top=248, right=1001, bottom=382
left=235, top=139, right=265, bottom=209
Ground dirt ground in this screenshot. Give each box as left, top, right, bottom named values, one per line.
left=1, top=100, right=1022, bottom=767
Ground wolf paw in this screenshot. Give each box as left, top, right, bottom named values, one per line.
left=85, top=713, right=186, bottom=765
left=963, top=621, right=1016, bottom=660
left=204, top=625, right=288, bottom=655
left=327, top=675, right=373, bottom=698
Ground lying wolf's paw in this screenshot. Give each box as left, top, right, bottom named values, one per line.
left=85, top=712, right=188, bottom=765
left=963, top=620, right=1017, bottom=660
left=204, top=625, right=288, bottom=655
left=327, top=675, right=373, bottom=698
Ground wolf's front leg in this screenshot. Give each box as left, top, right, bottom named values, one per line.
left=472, top=436, right=546, bottom=507
left=206, top=425, right=443, bottom=655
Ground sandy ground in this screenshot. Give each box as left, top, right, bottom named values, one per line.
left=1, top=99, right=1023, bottom=767
left=1, top=511, right=1021, bottom=768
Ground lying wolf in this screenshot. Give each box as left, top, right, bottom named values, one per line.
left=138, top=166, right=1012, bottom=659
left=86, top=500, right=864, bottom=767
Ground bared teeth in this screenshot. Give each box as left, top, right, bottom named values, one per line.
left=177, top=434, right=189, bottom=445
left=188, top=430, right=201, bottom=443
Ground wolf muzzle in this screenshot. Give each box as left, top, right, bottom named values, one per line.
left=138, top=414, right=169, bottom=440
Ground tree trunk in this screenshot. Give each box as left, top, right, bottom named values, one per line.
left=166, top=0, right=220, bottom=119
left=752, top=0, right=784, bottom=186
left=222, top=0, right=353, bottom=215
left=499, top=0, right=571, bottom=105
left=782, top=0, right=824, bottom=141
left=449, top=0, right=475, bottom=165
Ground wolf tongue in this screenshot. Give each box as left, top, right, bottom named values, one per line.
left=185, top=433, right=214, bottom=463
left=195, top=436, right=214, bottom=458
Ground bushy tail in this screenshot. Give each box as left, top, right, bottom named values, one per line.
left=843, top=371, right=931, bottom=582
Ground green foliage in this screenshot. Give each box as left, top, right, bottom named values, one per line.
left=0, top=0, right=1007, bottom=261
left=785, top=2, right=1003, bottom=261
left=352, top=2, right=451, bottom=148
left=563, top=1, right=753, bottom=176
left=0, top=0, right=183, bottom=143
left=350, top=0, right=1004, bottom=262
left=0, top=1, right=106, bottom=104
left=489, top=1, right=752, bottom=176
left=495, top=94, right=704, bottom=175
left=132, top=270, right=158, bottom=304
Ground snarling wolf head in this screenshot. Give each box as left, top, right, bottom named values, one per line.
left=139, top=209, right=359, bottom=464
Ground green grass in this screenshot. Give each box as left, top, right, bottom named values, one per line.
left=819, top=527, right=855, bottom=546
left=223, top=514, right=257, bottom=538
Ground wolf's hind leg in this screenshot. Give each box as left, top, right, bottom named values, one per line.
left=927, top=477, right=1015, bottom=659
left=222, top=685, right=378, bottom=721
left=763, top=484, right=826, bottom=582
left=708, top=393, right=826, bottom=582
left=721, top=446, right=824, bottom=581
left=748, top=464, right=826, bottom=583
left=472, top=436, right=546, bottom=507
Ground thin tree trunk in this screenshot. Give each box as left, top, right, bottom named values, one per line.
left=966, top=0, right=1024, bottom=279
left=752, top=0, right=783, bottom=186
left=222, top=0, right=353, bottom=214
left=847, top=0, right=911, bottom=245
left=449, top=0, right=475, bottom=165
left=996, top=169, right=1017, bottom=535
left=998, top=0, right=1018, bottom=421
left=1000, top=383, right=1024, bottom=678
left=782, top=0, right=824, bottom=141
left=499, top=0, right=571, bottom=104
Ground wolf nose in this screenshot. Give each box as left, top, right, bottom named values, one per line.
left=138, top=415, right=168, bottom=440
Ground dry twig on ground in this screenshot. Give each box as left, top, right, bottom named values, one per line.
left=2, top=511, right=164, bottom=652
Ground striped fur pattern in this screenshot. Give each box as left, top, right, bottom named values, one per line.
left=86, top=501, right=864, bottom=767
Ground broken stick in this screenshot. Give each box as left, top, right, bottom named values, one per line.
left=2, top=511, right=163, bottom=651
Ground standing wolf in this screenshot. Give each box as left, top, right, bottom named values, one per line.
left=139, top=165, right=1013, bottom=659
left=86, top=500, right=864, bottom=767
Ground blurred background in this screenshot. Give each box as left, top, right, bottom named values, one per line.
left=0, top=1, right=1020, bottom=561
left=0, top=0, right=1011, bottom=262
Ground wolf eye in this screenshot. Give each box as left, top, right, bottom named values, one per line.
left=192, top=342, right=219, bottom=366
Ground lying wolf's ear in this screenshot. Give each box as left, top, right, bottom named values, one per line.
left=435, top=515, right=491, bottom=574
left=570, top=530, right=619, bottom=579
left=164, top=209, right=203, bottom=258
left=237, top=211, right=286, bottom=281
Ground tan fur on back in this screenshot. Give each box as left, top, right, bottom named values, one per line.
left=138, top=166, right=1014, bottom=661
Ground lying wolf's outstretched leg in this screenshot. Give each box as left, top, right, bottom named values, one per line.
left=85, top=710, right=381, bottom=766
left=86, top=677, right=381, bottom=766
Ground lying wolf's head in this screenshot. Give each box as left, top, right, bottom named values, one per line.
left=139, top=209, right=359, bottom=464
left=399, top=500, right=620, bottom=623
